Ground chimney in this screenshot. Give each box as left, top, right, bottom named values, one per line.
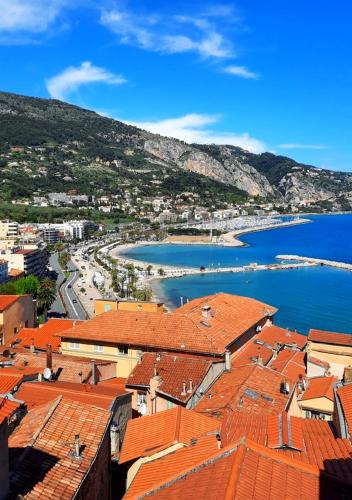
left=201, top=305, right=212, bottom=322
left=225, top=350, right=231, bottom=371
left=156, top=352, right=161, bottom=362
left=181, top=381, right=187, bottom=396
left=46, top=344, right=52, bottom=370
left=343, top=365, right=352, bottom=384
left=91, top=360, right=96, bottom=385
left=187, top=379, right=193, bottom=394
left=74, top=434, right=81, bottom=459
left=153, top=363, right=158, bottom=377
left=30, top=338, right=35, bottom=353
left=216, top=433, right=222, bottom=450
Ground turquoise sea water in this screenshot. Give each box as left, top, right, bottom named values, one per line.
left=123, top=214, right=352, bottom=334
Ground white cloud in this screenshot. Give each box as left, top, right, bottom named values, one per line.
left=46, top=61, right=126, bottom=101
left=126, top=113, right=266, bottom=153
left=224, top=65, right=258, bottom=79
left=100, top=7, right=233, bottom=59
left=278, top=143, right=329, bottom=150
left=0, top=0, right=67, bottom=34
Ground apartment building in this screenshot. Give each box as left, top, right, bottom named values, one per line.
left=0, top=260, right=8, bottom=284
left=0, top=295, right=36, bottom=345
left=1, top=246, right=49, bottom=278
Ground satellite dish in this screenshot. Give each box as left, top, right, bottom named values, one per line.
left=43, top=367, right=52, bottom=380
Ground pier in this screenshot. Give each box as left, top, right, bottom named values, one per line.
left=276, top=255, right=352, bottom=272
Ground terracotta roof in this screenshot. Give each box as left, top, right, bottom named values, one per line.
left=8, top=268, right=24, bottom=278
left=15, top=380, right=127, bottom=410
left=0, top=295, right=23, bottom=311
left=301, top=376, right=337, bottom=402
left=231, top=339, right=273, bottom=367
left=195, top=364, right=293, bottom=418
left=0, top=397, right=20, bottom=424
left=0, top=373, right=23, bottom=394
left=307, top=355, right=330, bottom=369
left=126, top=352, right=214, bottom=403
left=135, top=438, right=351, bottom=499
left=59, top=293, right=277, bottom=356
left=6, top=319, right=82, bottom=352
left=308, top=329, right=352, bottom=347
left=221, top=410, right=352, bottom=483
left=119, top=406, right=220, bottom=464
left=270, top=349, right=306, bottom=381
left=336, top=384, right=352, bottom=437
left=11, top=351, right=115, bottom=384
left=9, top=397, right=111, bottom=499
left=124, top=434, right=219, bottom=499
left=257, top=325, right=307, bottom=349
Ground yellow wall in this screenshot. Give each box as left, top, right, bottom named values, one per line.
left=61, top=339, right=140, bottom=377
left=299, top=397, right=334, bottom=415
left=94, top=299, right=164, bottom=316
left=308, top=341, right=352, bottom=378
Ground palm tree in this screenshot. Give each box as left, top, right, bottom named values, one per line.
left=37, top=279, right=57, bottom=320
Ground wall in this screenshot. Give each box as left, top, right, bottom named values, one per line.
left=95, top=300, right=164, bottom=316
left=307, top=342, right=352, bottom=378
left=0, top=296, right=36, bottom=345
left=306, top=360, right=327, bottom=378
left=299, top=396, right=334, bottom=417
left=110, top=393, right=132, bottom=453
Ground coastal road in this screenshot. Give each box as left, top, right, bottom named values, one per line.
left=49, top=253, right=88, bottom=320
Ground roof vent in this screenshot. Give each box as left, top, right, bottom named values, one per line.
left=181, top=381, right=187, bottom=397
left=68, top=434, right=83, bottom=461
left=187, top=379, right=193, bottom=394
left=156, top=353, right=161, bottom=362
left=201, top=305, right=212, bottom=322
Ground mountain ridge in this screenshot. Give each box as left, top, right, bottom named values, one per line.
left=0, top=90, right=351, bottom=210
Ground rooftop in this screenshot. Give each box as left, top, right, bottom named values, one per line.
left=308, top=329, right=352, bottom=347
left=0, top=372, right=23, bottom=394
left=336, top=383, right=352, bottom=437
left=8, top=396, right=111, bottom=499
left=257, top=324, right=307, bottom=349
left=119, top=406, right=220, bottom=464
left=300, top=376, right=337, bottom=402
left=195, top=363, right=294, bottom=418
left=269, top=349, right=306, bottom=381
left=59, top=293, right=277, bottom=356
left=126, top=352, right=215, bottom=403
left=0, top=397, right=20, bottom=424
left=0, top=295, right=24, bottom=312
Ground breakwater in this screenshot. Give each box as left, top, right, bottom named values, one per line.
left=276, top=255, right=352, bottom=272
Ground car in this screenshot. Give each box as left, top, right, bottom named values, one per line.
left=67, top=285, right=72, bottom=288
left=72, top=299, right=77, bottom=303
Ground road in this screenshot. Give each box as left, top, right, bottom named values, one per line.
left=49, top=253, right=88, bottom=320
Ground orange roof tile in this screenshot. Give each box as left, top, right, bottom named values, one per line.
left=231, top=339, right=273, bottom=367
left=307, top=355, right=330, bottom=369
left=195, top=364, right=293, bottom=418
left=221, top=410, right=352, bottom=483
left=15, top=380, right=127, bottom=410
left=119, top=406, right=220, bottom=464
left=6, top=319, right=82, bottom=352
left=0, top=373, right=23, bottom=394
left=8, top=268, right=24, bottom=278
left=257, top=325, right=307, bottom=349
left=9, top=397, right=111, bottom=499
left=59, top=293, right=277, bottom=356
left=308, top=329, right=352, bottom=347
left=126, top=352, right=214, bottom=403
left=270, top=349, right=306, bottom=381
left=0, top=295, right=23, bottom=311
left=301, top=376, right=337, bottom=402
left=134, top=438, right=351, bottom=499
left=336, top=384, right=352, bottom=438
left=0, top=397, right=20, bottom=424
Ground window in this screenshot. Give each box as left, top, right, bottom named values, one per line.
left=137, top=392, right=147, bottom=406
left=94, top=345, right=104, bottom=353
left=69, top=342, right=80, bottom=350
left=104, top=304, right=112, bottom=312
left=166, top=400, right=175, bottom=410
left=117, top=345, right=128, bottom=355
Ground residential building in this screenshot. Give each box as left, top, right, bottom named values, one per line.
left=126, top=352, right=227, bottom=414
left=0, top=220, right=18, bottom=239
left=94, top=299, right=164, bottom=316
left=1, top=245, right=49, bottom=278
left=0, top=260, right=8, bottom=284
left=298, top=375, right=338, bottom=420
left=0, top=295, right=36, bottom=345
left=59, top=293, right=277, bottom=378
left=8, top=397, right=112, bottom=499
left=42, top=227, right=60, bottom=244
left=307, top=328, right=352, bottom=378
left=334, top=368, right=352, bottom=440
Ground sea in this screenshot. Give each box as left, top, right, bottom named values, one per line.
left=122, top=214, right=352, bottom=334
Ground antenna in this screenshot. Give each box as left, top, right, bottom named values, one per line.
left=43, top=367, right=52, bottom=380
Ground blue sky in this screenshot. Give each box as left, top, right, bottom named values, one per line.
left=0, top=1, right=351, bottom=171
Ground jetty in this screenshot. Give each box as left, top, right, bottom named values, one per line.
left=276, top=255, right=352, bottom=272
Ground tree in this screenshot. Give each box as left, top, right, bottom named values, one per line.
left=15, top=275, right=40, bottom=296
left=158, top=268, right=165, bottom=276
left=36, top=279, right=56, bottom=319
left=146, top=264, right=153, bottom=276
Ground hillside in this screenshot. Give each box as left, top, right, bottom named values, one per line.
left=0, top=91, right=351, bottom=211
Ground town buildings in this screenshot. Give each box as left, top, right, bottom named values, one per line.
left=0, top=295, right=36, bottom=345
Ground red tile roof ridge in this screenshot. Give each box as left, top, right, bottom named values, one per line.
left=301, top=376, right=338, bottom=401
left=223, top=442, right=246, bottom=500
left=307, top=355, right=330, bottom=368
left=308, top=329, right=352, bottom=346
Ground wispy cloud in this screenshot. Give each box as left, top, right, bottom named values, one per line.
left=224, top=65, right=258, bottom=79
left=0, top=0, right=69, bottom=43
left=100, top=6, right=234, bottom=59
left=125, top=113, right=266, bottom=153
left=46, top=61, right=126, bottom=101
left=278, top=143, right=329, bottom=150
